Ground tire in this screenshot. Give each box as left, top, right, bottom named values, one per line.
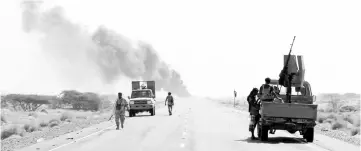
left=133, top=111, right=136, bottom=117
left=129, top=110, right=133, bottom=117
left=260, top=126, right=269, bottom=141
left=304, top=128, right=314, bottom=142
left=150, top=107, right=155, bottom=116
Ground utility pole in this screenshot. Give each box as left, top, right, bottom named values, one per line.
left=233, top=89, right=237, bottom=107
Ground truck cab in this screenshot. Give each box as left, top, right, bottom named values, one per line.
left=128, top=81, right=156, bottom=117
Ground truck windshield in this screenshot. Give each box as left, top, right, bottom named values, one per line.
left=131, top=91, right=151, bottom=98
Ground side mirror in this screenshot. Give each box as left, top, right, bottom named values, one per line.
left=127, top=96, right=130, bottom=99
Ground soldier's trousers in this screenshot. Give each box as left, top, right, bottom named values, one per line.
left=168, top=105, right=173, bottom=115
left=115, top=110, right=125, bottom=127
left=249, top=114, right=260, bottom=132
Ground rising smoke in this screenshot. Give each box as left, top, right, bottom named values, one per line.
left=21, top=1, right=190, bottom=97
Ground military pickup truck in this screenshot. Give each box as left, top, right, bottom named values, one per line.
left=128, top=81, right=156, bottom=117
left=257, top=55, right=318, bottom=142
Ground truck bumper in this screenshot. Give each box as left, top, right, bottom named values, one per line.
left=261, top=121, right=316, bottom=130
left=130, top=104, right=154, bottom=110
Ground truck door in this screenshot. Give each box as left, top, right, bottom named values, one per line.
left=132, top=81, right=140, bottom=90
left=147, top=81, right=156, bottom=97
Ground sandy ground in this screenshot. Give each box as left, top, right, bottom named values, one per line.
left=15, top=97, right=360, bottom=151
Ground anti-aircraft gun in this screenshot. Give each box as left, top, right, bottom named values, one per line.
left=257, top=36, right=318, bottom=143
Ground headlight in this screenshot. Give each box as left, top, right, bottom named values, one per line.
left=147, top=100, right=152, bottom=104
left=130, top=101, right=134, bottom=104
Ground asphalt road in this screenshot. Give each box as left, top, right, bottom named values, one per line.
left=17, top=98, right=360, bottom=151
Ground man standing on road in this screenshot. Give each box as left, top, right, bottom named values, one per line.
left=165, top=92, right=174, bottom=116
left=247, top=88, right=261, bottom=140
left=258, top=77, right=274, bottom=102
left=113, top=92, right=129, bottom=130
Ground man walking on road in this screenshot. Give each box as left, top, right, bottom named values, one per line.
left=165, top=92, right=174, bottom=116
left=247, top=88, right=261, bottom=139
left=113, top=92, right=129, bottom=130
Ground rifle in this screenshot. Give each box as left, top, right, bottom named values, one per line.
left=278, top=36, right=296, bottom=103
left=278, top=36, right=296, bottom=86
left=108, top=114, right=113, bottom=121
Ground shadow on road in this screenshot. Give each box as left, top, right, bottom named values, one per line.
left=236, top=137, right=307, bottom=144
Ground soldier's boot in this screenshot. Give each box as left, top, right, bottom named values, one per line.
left=121, top=124, right=124, bottom=129
left=116, top=124, right=119, bottom=130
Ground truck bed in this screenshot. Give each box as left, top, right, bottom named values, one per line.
left=260, top=102, right=318, bottom=120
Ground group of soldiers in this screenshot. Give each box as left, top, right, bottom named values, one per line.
left=111, top=92, right=175, bottom=130
left=247, top=77, right=284, bottom=139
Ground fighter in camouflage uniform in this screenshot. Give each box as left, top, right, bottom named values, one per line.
left=165, top=92, right=174, bottom=116
left=258, top=77, right=274, bottom=102
left=247, top=88, right=261, bottom=139
left=113, top=92, right=129, bottom=130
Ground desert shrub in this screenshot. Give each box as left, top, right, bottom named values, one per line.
left=40, top=109, right=48, bottom=114
left=317, top=114, right=327, bottom=123
left=1, top=125, right=24, bottom=140
left=2, top=94, right=53, bottom=111
left=325, top=107, right=333, bottom=113
left=318, top=108, right=325, bottom=112
left=60, top=90, right=101, bottom=111
left=1, top=114, right=7, bottom=123
left=49, top=119, right=60, bottom=127
left=331, top=120, right=345, bottom=130
left=354, top=117, right=361, bottom=127
left=39, top=121, right=48, bottom=127
left=326, top=113, right=338, bottom=120
left=351, top=127, right=360, bottom=136
left=340, top=105, right=357, bottom=112
left=60, top=112, right=73, bottom=121
left=28, top=112, right=38, bottom=118
left=76, top=115, right=87, bottom=119
left=23, top=123, right=39, bottom=132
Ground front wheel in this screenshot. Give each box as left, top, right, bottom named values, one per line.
left=150, top=107, right=155, bottom=116
left=129, top=110, right=133, bottom=117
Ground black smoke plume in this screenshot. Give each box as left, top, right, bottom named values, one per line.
left=21, top=1, right=190, bottom=97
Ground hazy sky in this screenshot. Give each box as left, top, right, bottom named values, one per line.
left=0, top=0, right=360, bottom=98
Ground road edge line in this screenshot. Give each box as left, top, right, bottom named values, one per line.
left=48, top=124, right=115, bottom=151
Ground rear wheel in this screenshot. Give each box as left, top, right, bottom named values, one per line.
left=304, top=128, right=314, bottom=142
left=260, top=126, right=269, bottom=141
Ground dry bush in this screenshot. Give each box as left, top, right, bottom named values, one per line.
left=326, top=113, right=338, bottom=120
left=351, top=127, right=360, bottom=136
left=23, top=123, right=39, bottom=132
left=28, top=112, right=38, bottom=118
left=317, top=114, right=327, bottom=123
left=1, top=114, right=7, bottom=123
left=40, top=109, right=48, bottom=114
left=340, top=105, right=358, bottom=112
left=331, top=120, right=346, bottom=130
left=49, top=119, right=60, bottom=127
left=1, top=125, right=25, bottom=140
left=354, top=117, right=360, bottom=127
left=39, top=121, right=48, bottom=127
left=60, top=112, right=73, bottom=121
